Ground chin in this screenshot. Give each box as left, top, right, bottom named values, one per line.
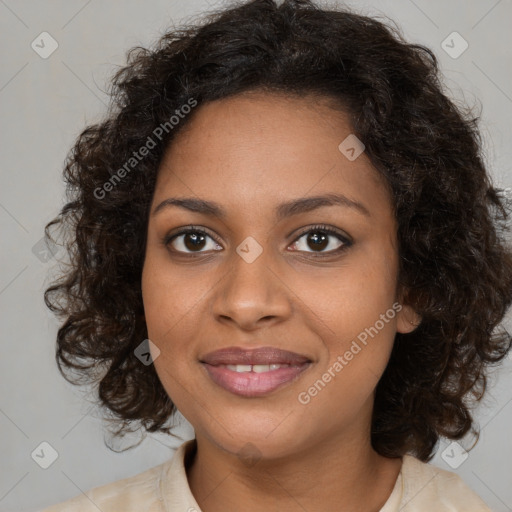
left=199, top=414, right=304, bottom=462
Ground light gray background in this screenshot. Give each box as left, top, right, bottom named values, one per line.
left=1, top=0, right=511, bottom=511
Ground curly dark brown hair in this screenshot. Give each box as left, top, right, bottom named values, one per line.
left=44, top=0, right=512, bottom=461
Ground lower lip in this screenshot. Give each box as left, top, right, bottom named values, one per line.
left=202, top=363, right=311, bottom=397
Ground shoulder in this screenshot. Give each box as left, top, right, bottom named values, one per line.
left=39, top=458, right=172, bottom=512
left=399, top=454, right=491, bottom=511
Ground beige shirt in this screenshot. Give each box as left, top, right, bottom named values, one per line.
left=40, top=439, right=491, bottom=511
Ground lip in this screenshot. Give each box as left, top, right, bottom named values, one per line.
left=200, top=346, right=311, bottom=366
left=200, top=346, right=312, bottom=397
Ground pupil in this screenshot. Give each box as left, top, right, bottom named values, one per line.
left=182, top=231, right=329, bottom=252
left=308, top=231, right=328, bottom=251
left=185, top=233, right=206, bottom=251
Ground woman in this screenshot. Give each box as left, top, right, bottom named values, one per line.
left=41, top=0, right=512, bottom=510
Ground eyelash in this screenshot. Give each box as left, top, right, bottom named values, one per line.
left=162, top=224, right=352, bottom=259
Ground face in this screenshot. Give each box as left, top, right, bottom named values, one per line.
left=141, top=91, right=418, bottom=460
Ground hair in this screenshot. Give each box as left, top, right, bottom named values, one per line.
left=44, top=0, right=512, bottom=461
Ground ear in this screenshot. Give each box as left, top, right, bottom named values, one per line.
left=396, top=303, right=422, bottom=334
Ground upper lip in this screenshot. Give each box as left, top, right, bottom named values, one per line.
left=200, top=347, right=311, bottom=366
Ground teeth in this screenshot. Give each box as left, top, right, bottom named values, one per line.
left=252, top=364, right=270, bottom=373
left=224, top=364, right=290, bottom=373
left=226, top=364, right=252, bottom=372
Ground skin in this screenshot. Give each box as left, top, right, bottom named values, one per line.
left=141, top=91, right=420, bottom=512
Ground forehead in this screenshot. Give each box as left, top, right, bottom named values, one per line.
left=152, top=92, right=392, bottom=219
left=166, top=91, right=355, bottom=159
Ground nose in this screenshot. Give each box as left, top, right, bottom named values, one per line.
left=212, top=244, right=292, bottom=331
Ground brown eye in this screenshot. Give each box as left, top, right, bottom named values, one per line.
left=166, top=229, right=222, bottom=254
left=289, top=226, right=352, bottom=254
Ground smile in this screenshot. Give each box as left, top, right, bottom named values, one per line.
left=201, top=361, right=311, bottom=397
left=222, top=363, right=291, bottom=372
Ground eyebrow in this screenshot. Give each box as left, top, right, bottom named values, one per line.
left=151, top=193, right=370, bottom=220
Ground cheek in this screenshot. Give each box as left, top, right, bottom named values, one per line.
left=292, top=247, right=399, bottom=344
left=141, top=251, right=224, bottom=403
left=293, top=247, right=399, bottom=396
left=141, top=252, right=212, bottom=342
left=141, top=257, right=192, bottom=403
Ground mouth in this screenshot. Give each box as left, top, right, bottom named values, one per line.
left=200, top=346, right=312, bottom=397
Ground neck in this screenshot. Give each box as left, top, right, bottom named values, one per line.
left=186, top=425, right=402, bottom=512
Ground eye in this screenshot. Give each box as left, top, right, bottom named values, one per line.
left=164, top=227, right=222, bottom=254
left=289, top=225, right=352, bottom=255
left=163, top=224, right=352, bottom=257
